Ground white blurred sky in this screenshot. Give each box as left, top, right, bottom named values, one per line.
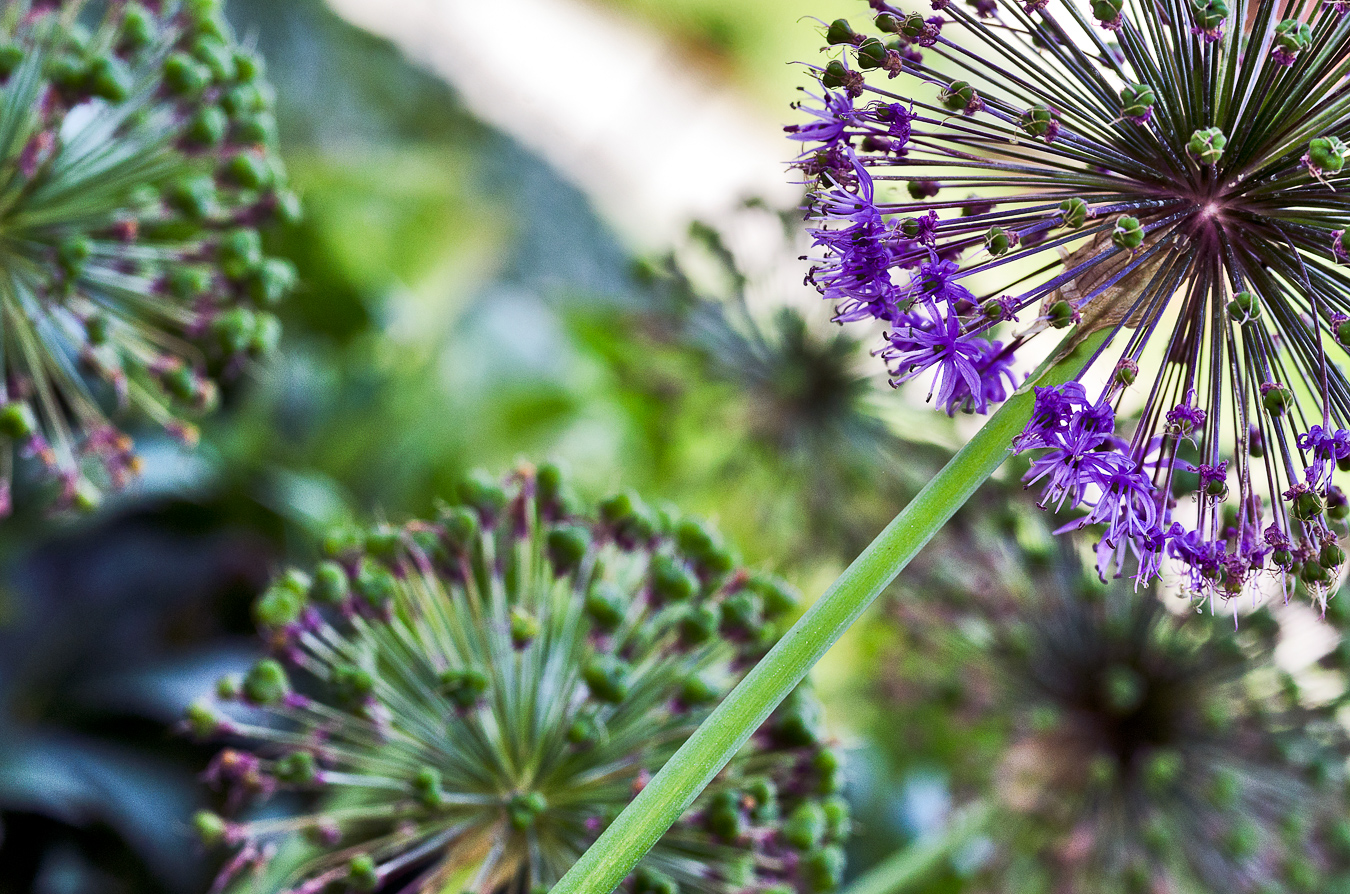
left=325, top=0, right=799, bottom=247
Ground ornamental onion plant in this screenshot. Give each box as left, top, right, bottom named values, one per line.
left=876, top=541, right=1350, bottom=893
left=0, top=0, right=295, bottom=514
left=792, top=0, right=1350, bottom=607
left=188, top=464, right=847, bottom=894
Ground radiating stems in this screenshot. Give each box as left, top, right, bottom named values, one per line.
left=839, top=801, right=995, bottom=894
left=549, top=329, right=1109, bottom=894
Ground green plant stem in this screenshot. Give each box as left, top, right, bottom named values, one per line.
left=840, top=802, right=994, bottom=894
left=551, top=330, right=1108, bottom=894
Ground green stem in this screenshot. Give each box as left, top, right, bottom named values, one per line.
left=551, top=330, right=1108, bottom=894
left=840, top=802, right=994, bottom=894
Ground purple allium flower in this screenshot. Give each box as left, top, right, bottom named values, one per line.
left=882, top=303, right=1013, bottom=413
left=794, top=0, right=1350, bottom=603
left=190, top=466, right=848, bottom=894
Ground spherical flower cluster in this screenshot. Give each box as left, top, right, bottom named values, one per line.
left=878, top=550, right=1350, bottom=893
left=790, top=0, right=1350, bottom=605
left=186, top=464, right=848, bottom=894
left=0, top=0, right=296, bottom=514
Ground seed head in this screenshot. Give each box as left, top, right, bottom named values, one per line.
left=190, top=465, right=847, bottom=894
left=879, top=545, right=1350, bottom=893
left=0, top=1, right=295, bottom=515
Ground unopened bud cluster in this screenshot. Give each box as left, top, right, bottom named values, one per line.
left=0, top=0, right=295, bottom=514
left=188, top=465, right=848, bottom=894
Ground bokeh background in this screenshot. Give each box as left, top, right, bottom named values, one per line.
left=3, top=2, right=1349, bottom=894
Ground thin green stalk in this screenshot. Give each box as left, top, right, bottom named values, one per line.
left=840, top=802, right=994, bottom=894
left=551, top=330, right=1109, bottom=894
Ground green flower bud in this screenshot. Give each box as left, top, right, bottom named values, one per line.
left=1020, top=104, right=1056, bottom=138
left=192, top=35, right=237, bottom=82
left=243, top=658, right=290, bottom=705
left=253, top=570, right=309, bottom=628
left=567, top=710, right=601, bottom=746
left=0, top=402, right=36, bottom=441
left=679, top=674, right=720, bottom=707
left=458, top=470, right=509, bottom=516
left=583, top=655, right=631, bottom=703
left=224, top=152, right=272, bottom=190
left=1188, top=127, right=1227, bottom=164
left=185, top=699, right=221, bottom=737
left=802, top=845, right=846, bottom=890
left=412, top=766, right=444, bottom=808
left=1190, top=0, right=1229, bottom=32
left=439, top=667, right=489, bottom=710
left=900, top=12, right=929, bottom=38
left=346, top=854, right=379, bottom=892
left=679, top=603, right=719, bottom=645
left=276, top=751, right=318, bottom=785
left=1112, top=215, right=1144, bottom=250
left=585, top=582, right=628, bottom=631
left=222, top=83, right=266, bottom=118
left=235, top=111, right=278, bottom=146
left=650, top=553, right=698, bottom=604
left=250, top=311, right=282, bottom=356
left=58, top=236, right=92, bottom=277
left=1302, top=560, right=1331, bottom=584
left=547, top=524, right=591, bottom=574
left=825, top=19, right=857, bottom=45
left=784, top=802, right=827, bottom=850
left=820, top=60, right=851, bottom=90
left=185, top=105, right=229, bottom=147
left=748, top=575, right=799, bottom=620
left=707, top=790, right=745, bottom=839
left=1143, top=749, right=1184, bottom=794
left=1120, top=83, right=1155, bottom=120
left=1048, top=299, right=1076, bottom=328
left=634, top=867, right=679, bottom=894
left=1292, top=489, right=1324, bottom=522
left=1309, top=136, right=1348, bottom=175
left=985, top=225, right=1013, bottom=256
left=823, top=796, right=851, bottom=841
left=355, top=559, right=396, bottom=609
left=163, top=52, right=211, bottom=94
left=941, top=80, right=980, bottom=113
left=219, top=228, right=264, bottom=280
left=1059, top=197, right=1089, bottom=228
left=1263, top=383, right=1292, bottom=415
left=1273, top=19, right=1312, bottom=56
left=1227, top=290, right=1259, bottom=322
left=440, top=505, right=480, bottom=551
left=0, top=44, right=23, bottom=79
left=856, top=38, right=889, bottom=70
left=510, top=608, right=540, bottom=647
left=1091, top=0, right=1124, bottom=24
left=193, top=810, right=228, bottom=846
left=87, top=55, right=132, bottom=102
left=167, top=175, right=217, bottom=219
left=333, top=664, right=376, bottom=705
left=120, top=5, right=155, bottom=52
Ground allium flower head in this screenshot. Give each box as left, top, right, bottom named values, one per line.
left=791, top=0, right=1350, bottom=604
left=879, top=549, right=1350, bottom=893
left=0, top=0, right=296, bottom=514
left=187, top=465, right=847, bottom=894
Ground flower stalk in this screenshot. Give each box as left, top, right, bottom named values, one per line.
left=550, top=329, right=1107, bottom=894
